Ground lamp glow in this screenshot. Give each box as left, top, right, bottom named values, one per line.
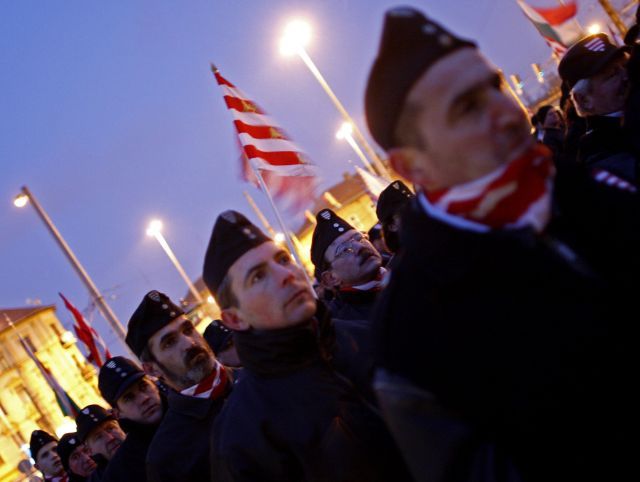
left=146, top=219, right=163, bottom=237
left=13, top=194, right=28, bottom=208
left=336, top=122, right=353, bottom=140
left=274, top=232, right=286, bottom=244
left=587, top=23, right=601, bottom=35
left=280, top=19, right=311, bottom=56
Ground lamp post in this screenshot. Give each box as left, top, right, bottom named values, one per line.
left=280, top=19, right=392, bottom=180
left=336, top=122, right=377, bottom=176
left=145, top=220, right=204, bottom=305
left=13, top=186, right=127, bottom=343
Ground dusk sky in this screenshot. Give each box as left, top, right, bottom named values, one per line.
left=1, top=0, right=624, bottom=354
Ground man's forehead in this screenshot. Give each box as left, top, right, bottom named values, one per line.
left=229, top=240, right=280, bottom=278
left=407, top=48, right=494, bottom=105
left=326, top=229, right=359, bottom=258
left=149, top=316, right=189, bottom=342
left=39, top=441, right=57, bottom=453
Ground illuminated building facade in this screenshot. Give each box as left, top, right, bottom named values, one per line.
left=0, top=305, right=101, bottom=481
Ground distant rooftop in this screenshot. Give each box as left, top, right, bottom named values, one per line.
left=0, top=305, right=55, bottom=333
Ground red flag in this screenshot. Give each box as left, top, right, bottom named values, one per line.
left=59, top=293, right=111, bottom=368
left=212, top=66, right=320, bottom=222
left=529, top=1, right=577, bottom=26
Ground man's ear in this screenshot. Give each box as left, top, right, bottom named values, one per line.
left=388, top=147, right=432, bottom=190
left=573, top=91, right=592, bottom=114
left=320, top=270, right=341, bottom=289
left=221, top=308, right=250, bottom=331
left=142, top=361, right=162, bottom=379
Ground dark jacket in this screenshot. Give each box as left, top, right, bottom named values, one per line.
left=210, top=321, right=410, bottom=482
left=147, top=387, right=230, bottom=482
left=373, top=168, right=637, bottom=482
left=578, top=115, right=639, bottom=184
left=327, top=288, right=378, bottom=322
left=102, top=419, right=160, bottom=482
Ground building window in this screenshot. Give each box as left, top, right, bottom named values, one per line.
left=0, top=352, right=11, bottom=370
left=50, top=323, right=63, bottom=337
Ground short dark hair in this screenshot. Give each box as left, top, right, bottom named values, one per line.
left=139, top=343, right=156, bottom=364
left=216, top=273, right=239, bottom=310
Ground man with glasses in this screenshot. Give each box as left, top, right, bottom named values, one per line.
left=310, top=209, right=385, bottom=323
left=309, top=209, right=386, bottom=401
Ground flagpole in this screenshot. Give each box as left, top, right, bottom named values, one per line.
left=4, top=314, right=63, bottom=432
left=295, top=48, right=392, bottom=181
left=250, top=161, right=316, bottom=293
left=597, top=0, right=628, bottom=36
left=14, top=186, right=127, bottom=343
left=243, top=190, right=276, bottom=237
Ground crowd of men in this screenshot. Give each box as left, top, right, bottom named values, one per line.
left=28, top=5, right=639, bottom=482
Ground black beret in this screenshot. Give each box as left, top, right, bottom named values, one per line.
left=202, top=210, right=270, bottom=297
left=98, top=356, right=145, bottom=407
left=30, top=430, right=57, bottom=461
left=126, top=291, right=184, bottom=357
left=76, top=405, right=114, bottom=443
left=365, top=6, right=476, bottom=150
left=559, top=33, right=626, bottom=89
left=310, top=209, right=355, bottom=277
left=57, top=432, right=81, bottom=472
left=376, top=180, right=414, bottom=223
left=203, top=320, right=234, bottom=354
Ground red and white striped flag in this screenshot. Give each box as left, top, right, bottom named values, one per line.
left=59, top=293, right=111, bottom=369
left=212, top=66, right=320, bottom=222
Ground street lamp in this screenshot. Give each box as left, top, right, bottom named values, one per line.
left=336, top=122, right=377, bottom=176
left=13, top=186, right=128, bottom=345
left=146, top=219, right=204, bottom=305
left=587, top=23, right=601, bottom=35
left=279, top=19, right=391, bottom=180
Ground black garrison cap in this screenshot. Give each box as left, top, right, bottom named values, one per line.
left=126, top=291, right=184, bottom=357
left=559, top=33, right=626, bottom=89
left=76, top=405, right=114, bottom=443
left=376, top=180, right=414, bottom=223
left=365, top=6, right=476, bottom=150
left=203, top=320, right=234, bottom=354
left=56, top=432, right=80, bottom=472
left=310, top=209, right=355, bottom=276
left=30, top=430, right=57, bottom=461
left=202, top=210, right=270, bottom=298
left=98, top=356, right=145, bottom=407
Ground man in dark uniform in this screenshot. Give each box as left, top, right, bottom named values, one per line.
left=98, top=356, right=165, bottom=482
left=310, top=208, right=385, bottom=322
left=127, top=291, right=231, bottom=482
left=76, top=405, right=124, bottom=481
left=30, top=430, right=66, bottom=481
left=202, top=210, right=410, bottom=482
left=559, top=32, right=638, bottom=185
left=364, top=7, right=638, bottom=482
left=57, top=433, right=97, bottom=482
left=375, top=180, right=414, bottom=255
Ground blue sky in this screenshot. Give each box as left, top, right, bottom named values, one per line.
left=0, top=0, right=623, bottom=354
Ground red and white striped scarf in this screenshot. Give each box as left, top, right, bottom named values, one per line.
left=424, top=144, right=555, bottom=233
left=180, top=361, right=229, bottom=399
